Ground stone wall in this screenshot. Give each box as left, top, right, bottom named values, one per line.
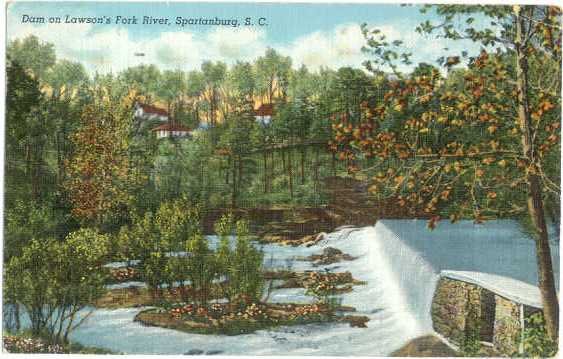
left=431, top=276, right=538, bottom=357
left=431, top=277, right=485, bottom=345
left=493, top=295, right=521, bottom=355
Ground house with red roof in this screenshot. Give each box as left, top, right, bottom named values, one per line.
left=134, top=102, right=169, bottom=122
left=254, top=104, right=274, bottom=125
left=151, top=122, right=192, bottom=139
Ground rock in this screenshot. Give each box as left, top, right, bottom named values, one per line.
left=275, top=277, right=301, bottom=289
left=390, top=335, right=459, bottom=357
left=322, top=247, right=343, bottom=256
left=297, top=234, right=317, bottom=244
left=335, top=305, right=356, bottom=312
left=185, top=349, right=204, bottom=355
left=302, top=247, right=357, bottom=265
left=341, top=315, right=370, bottom=328
left=205, top=350, right=223, bottom=355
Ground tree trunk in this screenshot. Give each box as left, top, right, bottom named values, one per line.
left=231, top=157, right=237, bottom=208
left=515, top=11, right=559, bottom=341
left=238, top=154, right=243, bottom=205
left=269, top=150, right=274, bottom=192
left=281, top=148, right=286, bottom=174
left=225, top=156, right=230, bottom=185
left=300, top=146, right=306, bottom=185
left=211, top=88, right=216, bottom=127
left=288, top=148, right=294, bottom=199
left=263, top=151, right=268, bottom=193
left=314, top=146, right=320, bottom=186
left=331, top=151, right=336, bottom=177
left=14, top=304, right=21, bottom=332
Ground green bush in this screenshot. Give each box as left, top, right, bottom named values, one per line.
left=518, top=312, right=558, bottom=358
left=186, top=233, right=216, bottom=306
left=229, top=220, right=264, bottom=304
left=214, top=213, right=235, bottom=299
left=460, top=302, right=481, bottom=357
left=5, top=229, right=109, bottom=344
left=120, top=200, right=201, bottom=299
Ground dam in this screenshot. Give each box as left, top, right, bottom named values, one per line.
left=27, top=220, right=560, bottom=355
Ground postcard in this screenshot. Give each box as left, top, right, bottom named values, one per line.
left=3, top=1, right=561, bottom=357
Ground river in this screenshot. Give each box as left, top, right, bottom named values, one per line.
left=11, top=220, right=560, bottom=355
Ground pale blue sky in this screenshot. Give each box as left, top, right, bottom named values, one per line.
left=7, top=2, right=492, bottom=74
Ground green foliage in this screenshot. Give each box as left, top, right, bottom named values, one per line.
left=153, top=138, right=218, bottom=204
left=518, top=312, right=558, bottom=357
left=119, top=64, right=161, bottom=101
left=460, top=309, right=482, bottom=357
left=214, top=213, right=235, bottom=285
left=4, top=229, right=109, bottom=344
left=4, top=201, right=60, bottom=260
left=7, top=35, right=56, bottom=80
left=186, top=233, right=216, bottom=306
left=65, top=93, right=137, bottom=228
left=155, top=198, right=201, bottom=251
left=4, top=239, right=58, bottom=336
left=229, top=220, right=264, bottom=303
left=120, top=200, right=201, bottom=299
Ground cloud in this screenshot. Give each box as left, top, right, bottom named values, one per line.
left=279, top=22, right=452, bottom=73
left=206, top=27, right=266, bottom=60
left=283, top=23, right=367, bottom=71
left=7, top=6, right=484, bottom=76
left=7, top=8, right=268, bottom=74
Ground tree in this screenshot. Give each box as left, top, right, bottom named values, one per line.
left=218, top=65, right=258, bottom=207
left=65, top=94, right=137, bottom=228
left=4, top=239, right=57, bottom=337
left=186, top=232, right=216, bottom=306
left=155, top=198, right=201, bottom=252
left=153, top=138, right=217, bottom=204
left=46, top=60, right=88, bottom=100
left=186, top=70, right=206, bottom=126
left=5, top=61, right=52, bottom=202
left=352, top=5, right=561, bottom=340
left=289, top=65, right=316, bottom=184
left=119, top=64, right=161, bottom=102
left=51, top=229, right=109, bottom=343
left=44, top=60, right=90, bottom=185
left=255, top=48, right=292, bottom=103
left=5, top=229, right=109, bottom=344
left=333, top=67, right=376, bottom=124
left=7, top=35, right=56, bottom=80
left=201, top=61, right=227, bottom=127
left=214, top=213, right=235, bottom=299
left=219, top=101, right=257, bottom=208
left=157, top=70, right=186, bottom=114
left=230, top=220, right=264, bottom=304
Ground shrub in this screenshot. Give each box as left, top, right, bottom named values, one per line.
left=518, top=312, right=558, bottom=357
left=123, top=201, right=201, bottom=300
left=5, top=229, right=109, bottom=344
left=460, top=302, right=481, bottom=357
left=214, top=213, right=235, bottom=299
left=229, top=220, right=264, bottom=304
left=186, top=233, right=216, bottom=306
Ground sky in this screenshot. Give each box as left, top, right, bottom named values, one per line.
left=7, top=2, right=492, bottom=75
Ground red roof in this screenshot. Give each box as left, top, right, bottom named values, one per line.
left=151, top=123, right=191, bottom=132
left=139, top=103, right=168, bottom=116
left=255, top=104, right=274, bottom=116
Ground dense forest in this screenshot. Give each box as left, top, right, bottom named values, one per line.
left=3, top=4, right=561, bottom=354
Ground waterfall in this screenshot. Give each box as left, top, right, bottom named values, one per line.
left=368, top=222, right=439, bottom=334
left=322, top=222, right=439, bottom=335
